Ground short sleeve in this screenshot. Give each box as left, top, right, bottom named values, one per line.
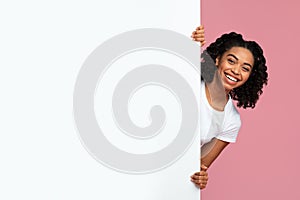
left=216, top=126, right=240, bottom=143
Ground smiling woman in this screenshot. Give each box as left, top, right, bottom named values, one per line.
left=190, top=26, right=268, bottom=190
left=204, top=31, right=268, bottom=108
left=216, top=47, right=254, bottom=93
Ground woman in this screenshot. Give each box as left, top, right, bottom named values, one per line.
left=190, top=26, right=268, bottom=189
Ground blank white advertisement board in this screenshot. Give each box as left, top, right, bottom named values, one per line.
left=0, top=0, right=201, bottom=199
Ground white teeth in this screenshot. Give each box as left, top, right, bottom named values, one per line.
left=225, top=74, right=238, bottom=82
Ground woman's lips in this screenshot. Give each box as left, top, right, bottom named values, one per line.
left=224, top=73, right=239, bottom=85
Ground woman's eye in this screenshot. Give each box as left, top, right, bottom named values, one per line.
left=242, top=67, right=250, bottom=72
left=228, top=59, right=235, bottom=64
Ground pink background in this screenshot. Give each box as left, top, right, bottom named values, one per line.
left=201, top=0, right=300, bottom=199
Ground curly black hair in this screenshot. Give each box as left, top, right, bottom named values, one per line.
left=201, top=32, right=268, bottom=109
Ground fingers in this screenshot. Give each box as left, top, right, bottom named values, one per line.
left=190, top=164, right=209, bottom=189
left=191, top=25, right=206, bottom=46
left=191, top=171, right=208, bottom=180
left=190, top=170, right=209, bottom=189
left=191, top=182, right=206, bottom=188
left=190, top=178, right=208, bottom=189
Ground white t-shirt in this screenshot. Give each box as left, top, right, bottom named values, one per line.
left=200, top=81, right=241, bottom=146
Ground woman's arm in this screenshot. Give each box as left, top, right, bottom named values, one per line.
left=191, top=139, right=229, bottom=189
left=201, top=139, right=229, bottom=167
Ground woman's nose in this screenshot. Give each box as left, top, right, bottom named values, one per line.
left=231, top=65, right=241, bottom=75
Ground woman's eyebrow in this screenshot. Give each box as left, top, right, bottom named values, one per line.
left=227, top=53, right=253, bottom=68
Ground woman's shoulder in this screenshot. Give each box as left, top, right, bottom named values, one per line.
left=226, top=98, right=240, bottom=115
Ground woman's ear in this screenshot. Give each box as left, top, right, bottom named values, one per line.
left=215, top=56, right=220, bottom=66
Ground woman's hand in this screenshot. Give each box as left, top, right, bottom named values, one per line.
left=191, top=25, right=206, bottom=47
left=190, top=164, right=209, bottom=189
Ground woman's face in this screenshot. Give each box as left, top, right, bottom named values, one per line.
left=216, top=46, right=254, bottom=93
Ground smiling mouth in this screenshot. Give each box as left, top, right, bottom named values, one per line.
left=225, top=74, right=238, bottom=82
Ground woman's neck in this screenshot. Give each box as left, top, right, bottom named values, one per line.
left=205, top=84, right=229, bottom=111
